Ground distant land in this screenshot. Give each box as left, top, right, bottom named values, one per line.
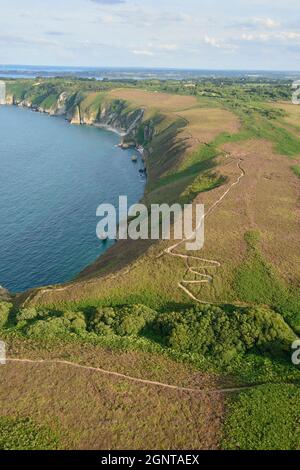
left=1, top=64, right=300, bottom=81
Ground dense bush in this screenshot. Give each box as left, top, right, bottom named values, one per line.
left=0, top=302, right=13, bottom=327
left=25, top=317, right=71, bottom=339
left=2, top=301, right=296, bottom=363
left=89, top=307, right=116, bottom=336
left=16, top=307, right=38, bottom=327
left=62, top=311, right=87, bottom=333
left=89, top=304, right=156, bottom=337
left=153, top=305, right=296, bottom=362
left=22, top=310, right=87, bottom=339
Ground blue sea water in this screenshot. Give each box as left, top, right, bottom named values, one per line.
left=0, top=105, right=145, bottom=292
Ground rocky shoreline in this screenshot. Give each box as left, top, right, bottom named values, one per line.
left=1, top=91, right=152, bottom=296
left=5, top=92, right=151, bottom=160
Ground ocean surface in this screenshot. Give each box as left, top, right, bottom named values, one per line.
left=0, top=65, right=298, bottom=80
left=0, top=105, right=145, bottom=292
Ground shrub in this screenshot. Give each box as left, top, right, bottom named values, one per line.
left=16, top=307, right=38, bottom=324
left=114, top=305, right=157, bottom=337
left=25, top=317, right=70, bottom=339
left=0, top=302, right=13, bottom=327
left=89, top=307, right=116, bottom=336
left=63, top=311, right=87, bottom=332
left=89, top=304, right=157, bottom=337
left=153, top=305, right=296, bottom=362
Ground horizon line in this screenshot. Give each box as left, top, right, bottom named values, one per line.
left=0, top=64, right=300, bottom=74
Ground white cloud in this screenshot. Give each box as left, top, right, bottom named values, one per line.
left=132, top=49, right=155, bottom=56
left=204, top=35, right=221, bottom=48
left=90, top=0, right=124, bottom=4
left=157, top=43, right=178, bottom=50
left=240, top=30, right=300, bottom=44
left=253, top=17, right=280, bottom=28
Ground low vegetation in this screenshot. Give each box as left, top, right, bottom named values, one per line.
left=292, top=164, right=300, bottom=179
left=235, top=231, right=300, bottom=332
left=1, top=300, right=297, bottom=371
left=0, top=416, right=59, bottom=450
left=1, top=298, right=299, bottom=449
left=2, top=76, right=300, bottom=449
left=222, top=384, right=300, bottom=450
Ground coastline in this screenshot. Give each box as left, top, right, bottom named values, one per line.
left=5, top=99, right=146, bottom=158
left=0, top=101, right=147, bottom=296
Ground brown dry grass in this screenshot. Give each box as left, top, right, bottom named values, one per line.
left=108, top=88, right=199, bottom=112
left=274, top=101, right=300, bottom=128
left=5, top=337, right=220, bottom=388
left=272, top=101, right=300, bottom=141
left=21, top=89, right=240, bottom=307
left=179, top=138, right=300, bottom=302
left=0, top=338, right=225, bottom=450
left=21, top=136, right=300, bottom=308
left=177, top=107, right=240, bottom=152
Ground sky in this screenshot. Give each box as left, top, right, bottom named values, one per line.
left=0, top=0, right=300, bottom=70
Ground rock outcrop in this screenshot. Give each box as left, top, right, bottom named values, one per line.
left=6, top=87, right=153, bottom=148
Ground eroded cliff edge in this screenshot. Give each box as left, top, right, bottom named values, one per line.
left=5, top=87, right=154, bottom=149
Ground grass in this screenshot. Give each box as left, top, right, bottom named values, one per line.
left=4, top=79, right=300, bottom=449
left=1, top=322, right=300, bottom=450
left=181, top=172, right=227, bottom=204
left=235, top=231, right=300, bottom=331
left=0, top=416, right=59, bottom=450
left=222, top=384, right=300, bottom=450
left=11, top=84, right=300, bottom=322
left=0, top=333, right=224, bottom=450
left=220, top=103, right=300, bottom=157
left=150, top=142, right=220, bottom=195
left=292, top=164, right=300, bottom=179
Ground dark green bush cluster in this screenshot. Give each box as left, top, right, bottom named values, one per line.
left=153, top=305, right=296, bottom=362
left=10, top=303, right=156, bottom=340
left=0, top=301, right=296, bottom=363
left=89, top=304, right=156, bottom=337
left=15, top=307, right=87, bottom=339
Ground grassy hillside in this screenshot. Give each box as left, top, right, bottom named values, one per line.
left=1, top=298, right=300, bottom=449
left=11, top=80, right=299, bottom=329
left=2, top=77, right=300, bottom=450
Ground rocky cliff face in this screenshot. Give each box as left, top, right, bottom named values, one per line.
left=70, top=101, right=145, bottom=139
left=5, top=94, right=14, bottom=105
left=50, top=92, right=68, bottom=116
left=6, top=90, right=148, bottom=143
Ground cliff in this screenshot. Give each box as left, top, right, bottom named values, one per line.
left=5, top=85, right=152, bottom=146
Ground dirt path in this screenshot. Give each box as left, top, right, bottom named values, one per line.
left=6, top=357, right=258, bottom=395
left=164, top=157, right=246, bottom=304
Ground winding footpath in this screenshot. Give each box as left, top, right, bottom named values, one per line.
left=6, top=357, right=261, bottom=395
left=16, top=123, right=248, bottom=395
left=164, top=157, right=246, bottom=304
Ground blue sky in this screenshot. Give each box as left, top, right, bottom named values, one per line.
left=1, top=0, right=300, bottom=70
